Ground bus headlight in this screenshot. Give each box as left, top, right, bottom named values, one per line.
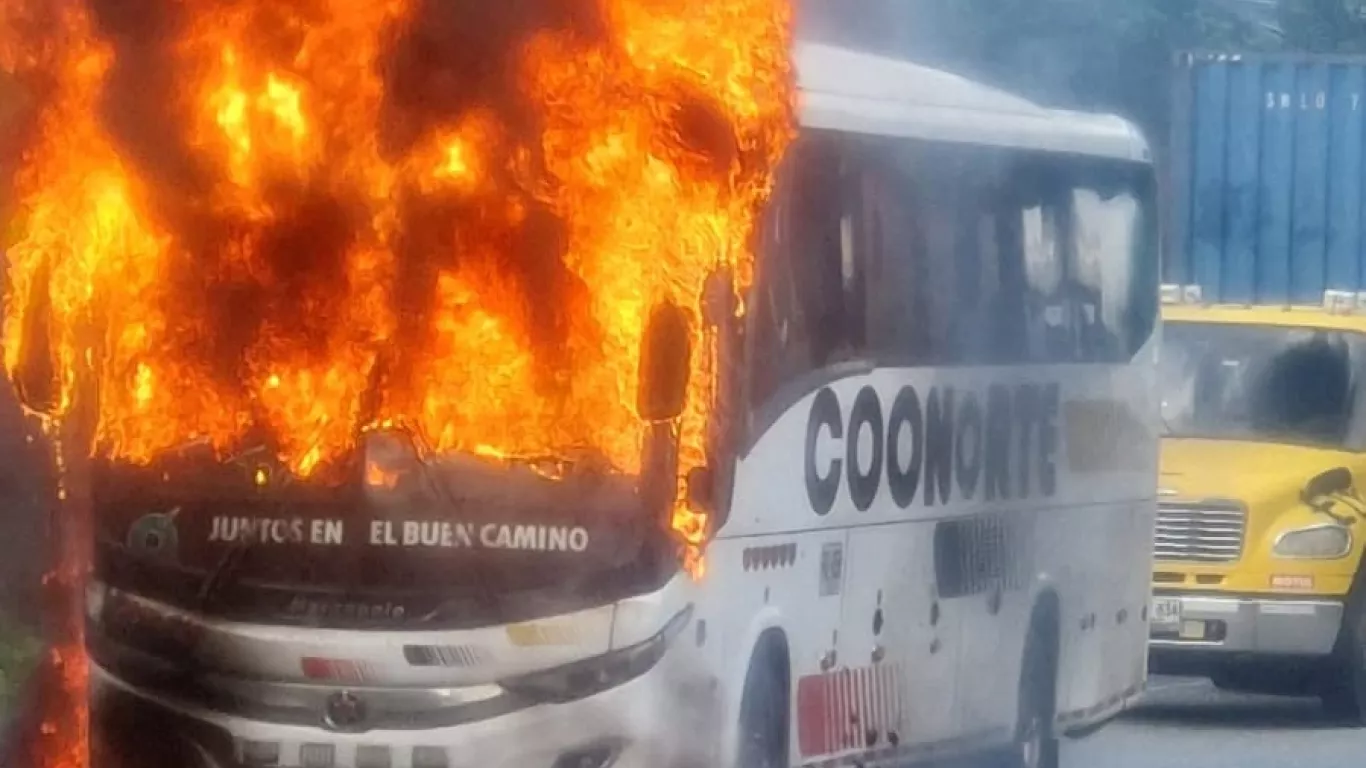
left=500, top=605, right=693, bottom=704
left=1273, top=525, right=1353, bottom=559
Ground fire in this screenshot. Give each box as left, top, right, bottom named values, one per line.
left=1, top=0, right=792, bottom=759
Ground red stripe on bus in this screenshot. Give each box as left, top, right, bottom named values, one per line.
left=843, top=667, right=853, bottom=751
left=300, top=657, right=370, bottom=682
left=830, top=670, right=842, bottom=753
left=884, top=664, right=896, bottom=733
left=857, top=664, right=868, bottom=743
left=853, top=667, right=862, bottom=749
left=796, top=674, right=829, bottom=757
left=797, top=664, right=907, bottom=758
left=836, top=668, right=848, bottom=752
left=830, top=670, right=843, bottom=753
left=875, top=666, right=887, bottom=733
left=886, top=665, right=898, bottom=733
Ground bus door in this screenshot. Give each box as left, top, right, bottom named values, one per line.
left=744, top=133, right=861, bottom=765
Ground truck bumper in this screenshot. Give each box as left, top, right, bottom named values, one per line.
left=1148, top=593, right=1344, bottom=659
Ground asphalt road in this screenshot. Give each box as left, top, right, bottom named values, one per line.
left=1065, top=676, right=1366, bottom=768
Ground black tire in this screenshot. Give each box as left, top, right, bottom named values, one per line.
left=736, top=641, right=789, bottom=768
left=1320, top=586, right=1366, bottom=725
left=1000, top=620, right=1061, bottom=768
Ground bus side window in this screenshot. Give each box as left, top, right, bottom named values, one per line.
left=1007, top=155, right=1081, bottom=364
left=989, top=207, right=1030, bottom=364
left=866, top=141, right=1034, bottom=368
left=952, top=160, right=1013, bottom=366
left=1015, top=204, right=1067, bottom=363
left=747, top=172, right=803, bottom=411
left=1069, top=184, right=1141, bottom=363
left=1022, top=156, right=1157, bottom=365
left=860, top=146, right=928, bottom=364
left=918, top=179, right=964, bottom=363
left=860, top=141, right=960, bottom=366
left=778, top=139, right=1157, bottom=371
left=1076, top=166, right=1152, bottom=358
left=747, top=133, right=867, bottom=412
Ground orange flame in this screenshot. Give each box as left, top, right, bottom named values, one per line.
left=1, top=0, right=793, bottom=760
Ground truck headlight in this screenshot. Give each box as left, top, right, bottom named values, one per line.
left=1273, top=525, right=1353, bottom=559
left=499, top=605, right=693, bottom=704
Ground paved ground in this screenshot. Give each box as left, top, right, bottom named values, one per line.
left=1065, top=676, right=1366, bottom=768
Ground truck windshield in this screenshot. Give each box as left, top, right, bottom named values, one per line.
left=1160, top=321, right=1359, bottom=448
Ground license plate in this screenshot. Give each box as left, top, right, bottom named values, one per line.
left=1151, top=597, right=1182, bottom=627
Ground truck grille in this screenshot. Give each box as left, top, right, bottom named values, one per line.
left=1154, top=502, right=1246, bottom=562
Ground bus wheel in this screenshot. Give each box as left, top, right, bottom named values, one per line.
left=736, top=641, right=789, bottom=768
left=1320, top=589, right=1366, bottom=726
left=1001, top=620, right=1060, bottom=768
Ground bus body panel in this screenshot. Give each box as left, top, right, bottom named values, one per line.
left=715, top=353, right=1158, bottom=763
left=83, top=41, right=1160, bottom=768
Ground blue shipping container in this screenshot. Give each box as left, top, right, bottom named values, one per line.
left=1169, top=52, right=1366, bottom=305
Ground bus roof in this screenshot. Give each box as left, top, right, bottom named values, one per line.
left=794, top=41, right=1151, bottom=164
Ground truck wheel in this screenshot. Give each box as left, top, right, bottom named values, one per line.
left=1320, top=590, right=1366, bottom=725
left=1000, top=619, right=1060, bottom=768
left=736, top=642, right=789, bottom=768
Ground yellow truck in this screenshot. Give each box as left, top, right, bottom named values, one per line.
left=1152, top=297, right=1366, bottom=719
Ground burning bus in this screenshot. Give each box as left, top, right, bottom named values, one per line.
left=0, top=1, right=1160, bottom=768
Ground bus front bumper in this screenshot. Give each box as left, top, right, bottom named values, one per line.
left=91, top=641, right=714, bottom=768
left=1147, top=594, right=1344, bottom=662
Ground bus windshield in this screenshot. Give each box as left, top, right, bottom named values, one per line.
left=89, top=428, right=678, bottom=629
left=1159, top=321, right=1360, bottom=448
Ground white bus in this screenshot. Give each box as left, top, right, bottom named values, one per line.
left=86, top=42, right=1160, bottom=768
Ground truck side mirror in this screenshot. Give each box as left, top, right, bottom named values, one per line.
left=1303, top=467, right=1353, bottom=503
left=637, top=301, right=691, bottom=422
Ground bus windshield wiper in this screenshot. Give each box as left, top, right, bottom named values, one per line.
left=196, top=444, right=276, bottom=610
left=197, top=535, right=255, bottom=611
